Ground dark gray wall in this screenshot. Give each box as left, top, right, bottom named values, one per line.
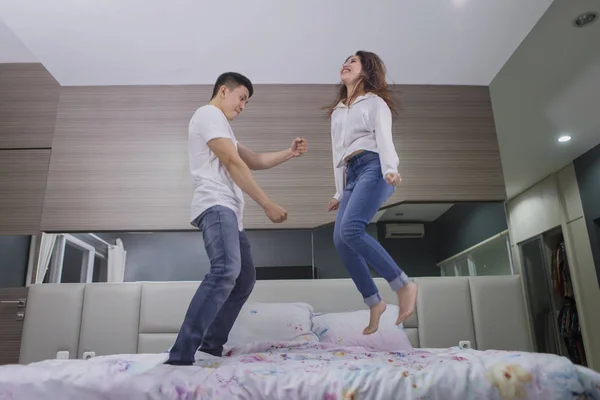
left=573, top=143, right=600, bottom=286
left=313, top=225, right=343, bottom=279
left=378, top=222, right=440, bottom=277
left=246, top=230, right=312, bottom=268
left=120, top=230, right=312, bottom=282
left=311, top=223, right=434, bottom=279
left=90, top=203, right=508, bottom=282
left=0, top=235, right=30, bottom=288
left=92, top=257, right=108, bottom=283
left=432, top=202, right=508, bottom=262
left=316, top=205, right=507, bottom=280
left=61, top=244, right=84, bottom=283
left=121, top=232, right=207, bottom=281
left=313, top=224, right=380, bottom=279
left=119, top=221, right=440, bottom=282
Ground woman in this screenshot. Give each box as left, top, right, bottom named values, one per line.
left=327, top=50, right=418, bottom=335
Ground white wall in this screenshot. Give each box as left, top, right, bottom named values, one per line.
left=507, top=175, right=561, bottom=244
left=506, top=163, right=600, bottom=371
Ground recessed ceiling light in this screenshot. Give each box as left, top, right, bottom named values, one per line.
left=558, top=135, right=572, bottom=143
left=573, top=11, right=598, bottom=27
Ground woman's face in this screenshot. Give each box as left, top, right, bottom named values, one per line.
left=340, top=55, right=363, bottom=85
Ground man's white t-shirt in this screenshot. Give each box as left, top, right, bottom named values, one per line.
left=188, top=105, right=244, bottom=231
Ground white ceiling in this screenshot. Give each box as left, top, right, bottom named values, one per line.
left=5, top=0, right=597, bottom=205
left=490, top=0, right=600, bottom=199
left=0, top=17, right=36, bottom=63
left=0, top=0, right=551, bottom=86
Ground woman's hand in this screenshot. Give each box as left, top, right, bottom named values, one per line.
left=385, top=172, right=402, bottom=186
left=327, top=198, right=340, bottom=211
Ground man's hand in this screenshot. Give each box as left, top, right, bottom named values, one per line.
left=327, top=198, right=340, bottom=212
left=384, top=172, right=402, bottom=186
left=290, top=137, right=307, bottom=157
left=264, top=201, right=288, bottom=223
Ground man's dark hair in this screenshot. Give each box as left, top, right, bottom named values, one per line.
left=211, top=72, right=253, bottom=100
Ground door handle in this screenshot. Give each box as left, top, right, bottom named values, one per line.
left=0, top=298, right=26, bottom=307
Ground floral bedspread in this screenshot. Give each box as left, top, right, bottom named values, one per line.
left=1, top=341, right=599, bottom=400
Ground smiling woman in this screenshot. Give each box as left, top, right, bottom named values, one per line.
left=327, top=51, right=395, bottom=117
left=325, top=50, right=418, bottom=335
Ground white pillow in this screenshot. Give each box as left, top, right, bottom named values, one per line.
left=311, top=305, right=413, bottom=352
left=225, top=302, right=319, bottom=347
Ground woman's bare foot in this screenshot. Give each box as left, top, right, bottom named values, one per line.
left=363, top=301, right=387, bottom=335
left=396, top=282, right=418, bottom=325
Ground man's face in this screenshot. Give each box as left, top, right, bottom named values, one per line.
left=221, top=85, right=250, bottom=120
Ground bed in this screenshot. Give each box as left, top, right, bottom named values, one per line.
left=1, top=276, right=599, bottom=399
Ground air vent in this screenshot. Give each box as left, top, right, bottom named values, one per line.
left=384, top=223, right=425, bottom=239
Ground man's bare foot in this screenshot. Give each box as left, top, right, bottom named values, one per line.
left=363, top=301, right=387, bottom=335
left=396, top=282, right=418, bottom=325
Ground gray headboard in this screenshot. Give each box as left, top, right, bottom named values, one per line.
left=19, top=276, right=532, bottom=364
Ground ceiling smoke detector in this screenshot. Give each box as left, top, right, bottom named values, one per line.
left=573, top=11, right=598, bottom=27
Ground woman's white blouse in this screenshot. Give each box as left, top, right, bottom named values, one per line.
left=330, top=92, right=400, bottom=200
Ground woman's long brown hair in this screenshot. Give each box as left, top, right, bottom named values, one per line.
left=326, top=50, right=397, bottom=117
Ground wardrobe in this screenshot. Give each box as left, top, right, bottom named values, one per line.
left=520, top=227, right=587, bottom=366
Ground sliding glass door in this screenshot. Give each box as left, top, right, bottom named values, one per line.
left=519, top=235, right=560, bottom=355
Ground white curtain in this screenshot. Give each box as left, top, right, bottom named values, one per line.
left=107, top=238, right=127, bottom=283
left=35, top=233, right=58, bottom=284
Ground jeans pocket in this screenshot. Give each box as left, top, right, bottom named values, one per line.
left=199, top=207, right=221, bottom=232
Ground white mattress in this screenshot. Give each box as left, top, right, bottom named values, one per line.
left=1, top=341, right=599, bottom=400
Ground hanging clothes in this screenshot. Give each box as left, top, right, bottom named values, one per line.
left=553, top=242, right=573, bottom=298
left=553, top=241, right=587, bottom=366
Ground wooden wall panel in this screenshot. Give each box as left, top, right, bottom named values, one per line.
left=42, top=84, right=504, bottom=231
left=42, top=86, right=203, bottom=232
left=0, top=150, right=51, bottom=234
left=0, top=63, right=60, bottom=149
left=0, top=287, right=28, bottom=365
left=393, top=86, right=504, bottom=203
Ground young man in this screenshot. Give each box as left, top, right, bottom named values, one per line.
left=166, top=72, right=307, bottom=365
